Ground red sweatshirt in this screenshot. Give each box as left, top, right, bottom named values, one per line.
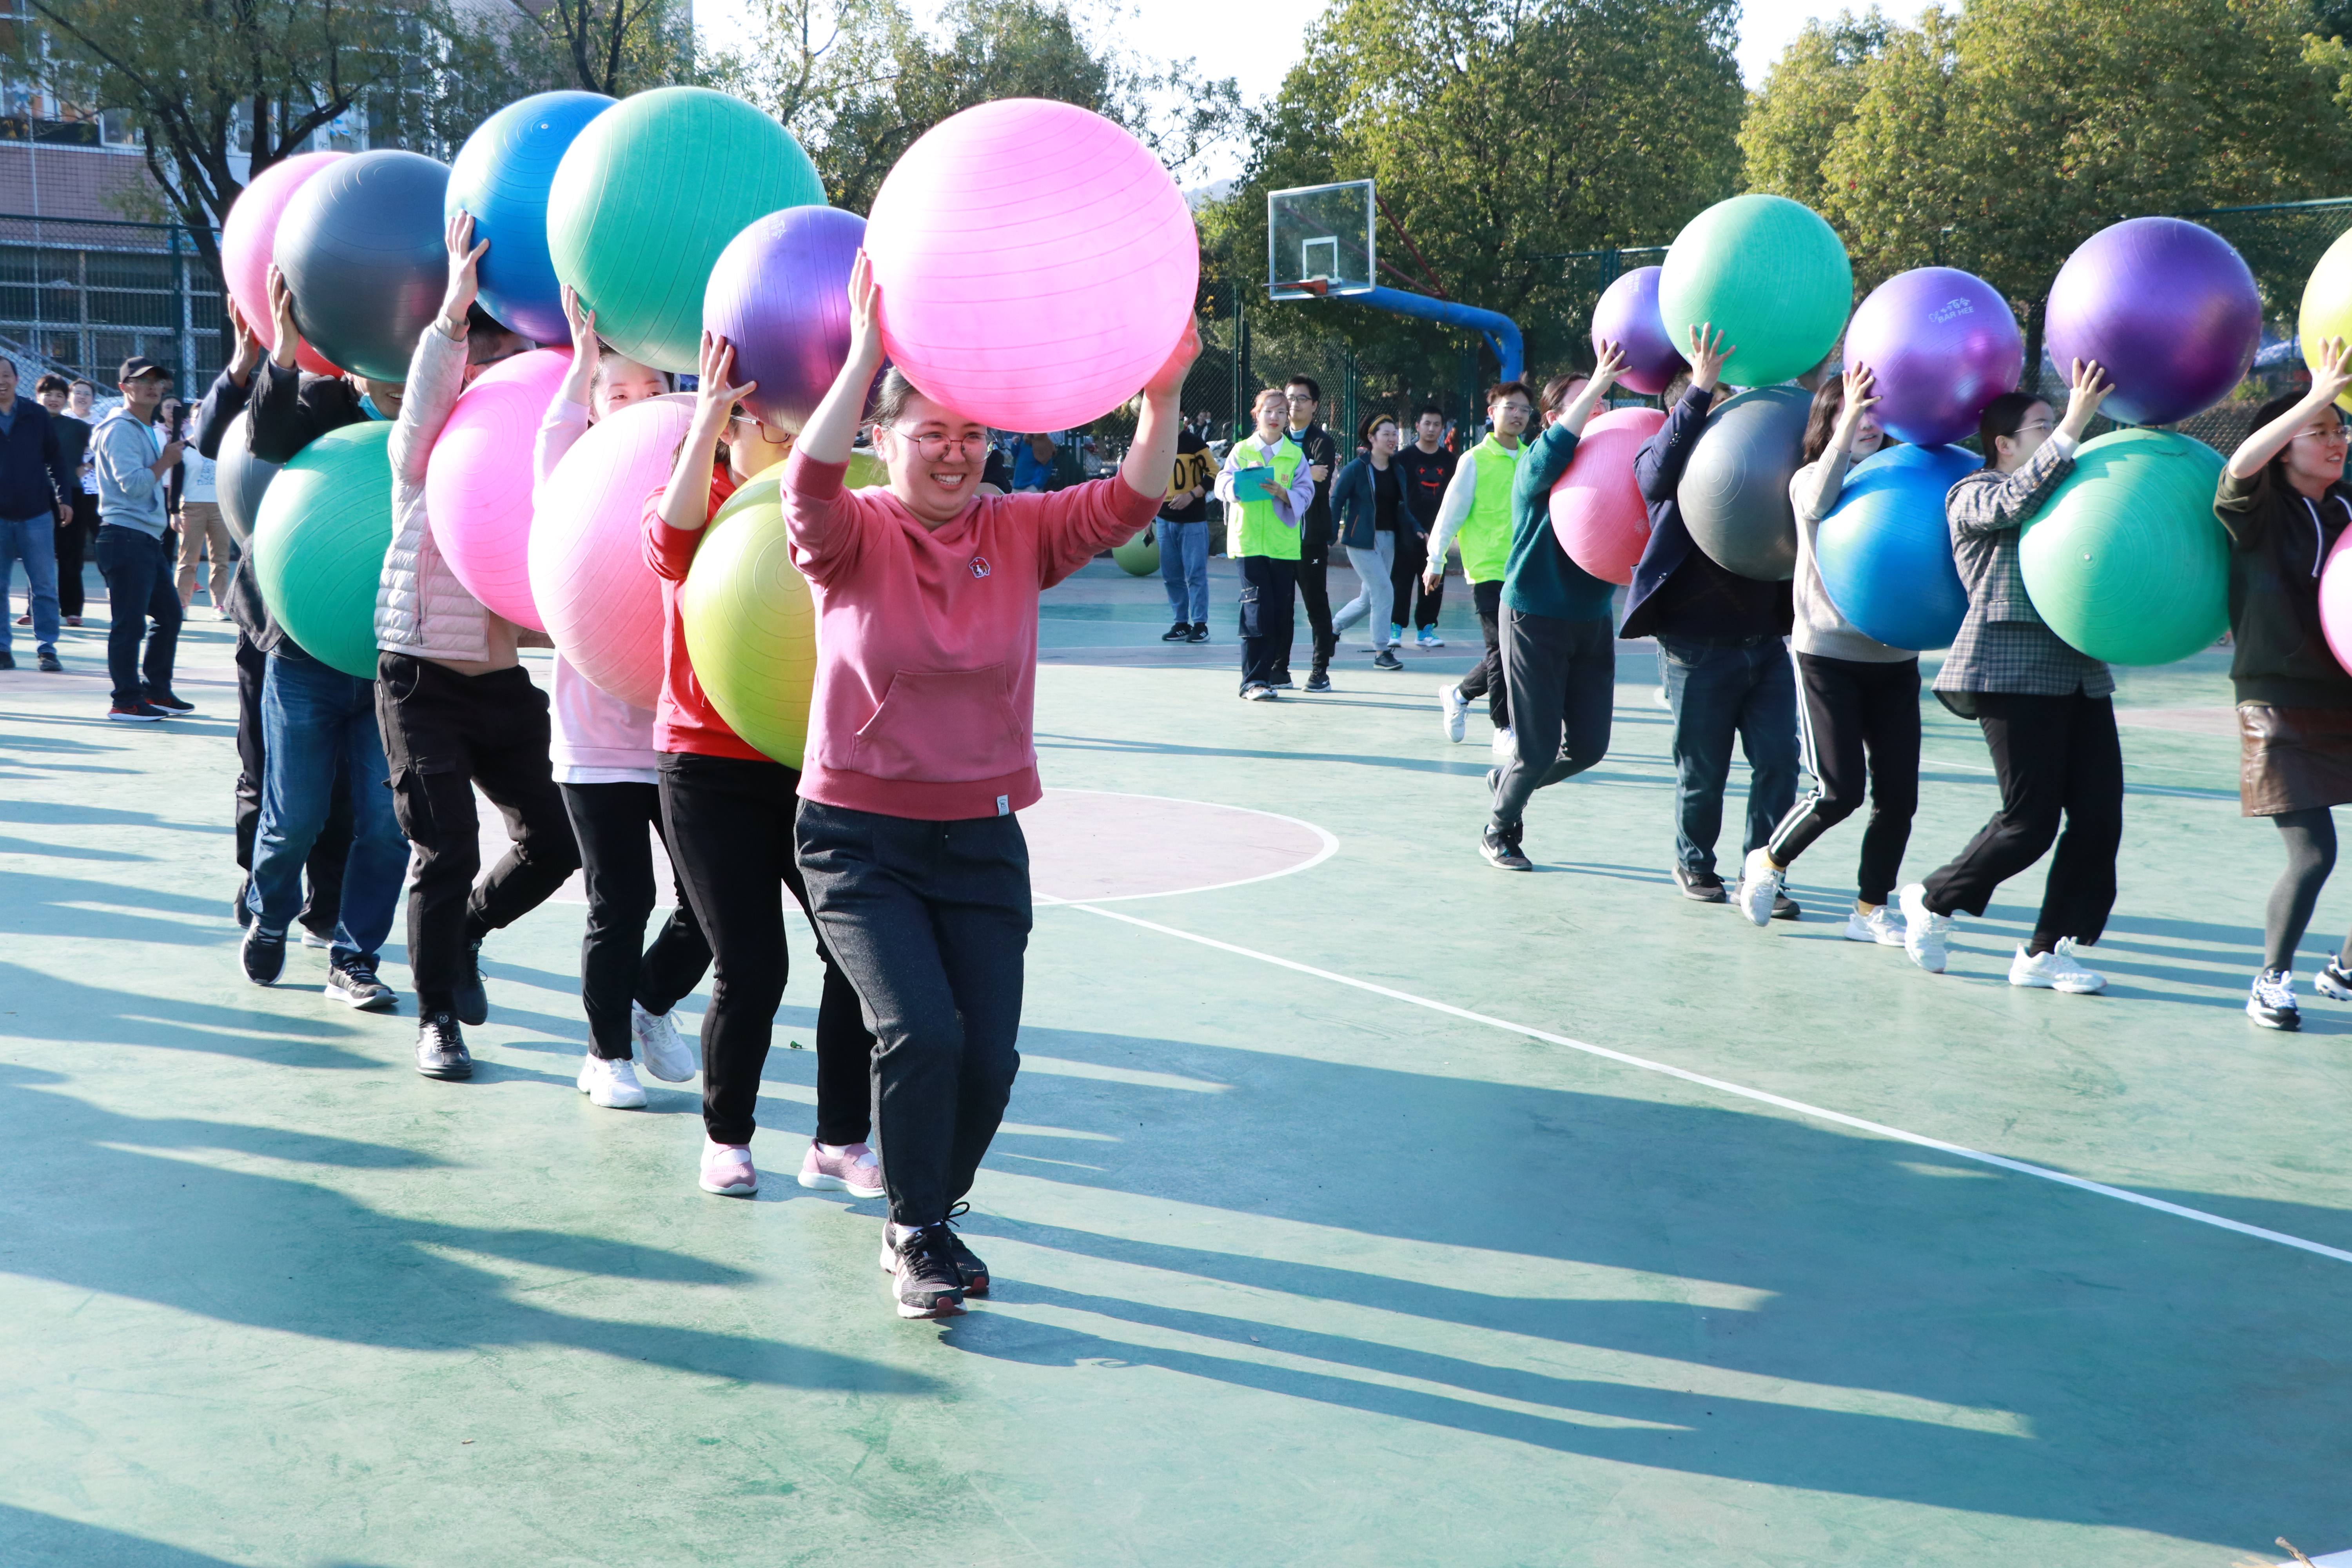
left=782, top=451, right=1156, bottom=820
left=642, top=465, right=762, bottom=760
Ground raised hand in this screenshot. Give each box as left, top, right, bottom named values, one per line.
left=1686, top=323, right=1735, bottom=391
left=2061, top=358, right=2112, bottom=436
left=693, top=330, right=756, bottom=426
left=1590, top=339, right=1629, bottom=395
left=265, top=265, right=302, bottom=369
left=227, top=299, right=265, bottom=382
left=2312, top=335, right=2352, bottom=410
left=440, top=209, right=488, bottom=331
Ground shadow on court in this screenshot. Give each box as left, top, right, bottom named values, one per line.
left=0, top=1502, right=393, bottom=1566
left=947, top=1020, right=2352, bottom=1555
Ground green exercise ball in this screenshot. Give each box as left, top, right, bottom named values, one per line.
left=682, top=480, right=816, bottom=769
left=1112, top=527, right=1159, bottom=575
left=1659, top=194, right=1853, bottom=387
left=250, top=421, right=394, bottom=679
left=548, top=86, right=823, bottom=374
left=2301, top=223, right=2352, bottom=412
left=2019, top=428, right=2228, bottom=666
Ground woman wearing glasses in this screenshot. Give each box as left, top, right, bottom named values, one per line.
left=784, top=253, right=1196, bottom=1320
left=1898, top=359, right=2121, bottom=993
left=645, top=330, right=880, bottom=1206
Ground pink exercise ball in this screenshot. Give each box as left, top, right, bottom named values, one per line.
left=222, top=151, right=345, bottom=377
left=1550, top=407, right=1665, bottom=586
left=528, top=393, right=696, bottom=710
left=864, top=98, right=1197, bottom=432
left=2319, top=529, right=2352, bottom=678
left=426, top=347, right=572, bottom=630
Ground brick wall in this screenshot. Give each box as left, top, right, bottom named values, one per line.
left=0, top=142, right=159, bottom=224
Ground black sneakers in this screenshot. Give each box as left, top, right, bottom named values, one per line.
left=240, top=924, right=287, bottom=986
left=415, top=1011, right=473, bottom=1080
left=453, top=936, right=489, bottom=1026
left=882, top=1222, right=968, bottom=1319
left=1304, top=669, right=1332, bottom=693
left=143, top=689, right=195, bottom=714
left=326, top=955, right=397, bottom=1012
left=1771, top=891, right=1802, bottom=922
left=0, top=649, right=13, bottom=670
left=36, top=650, right=60, bottom=672
left=1160, top=621, right=1191, bottom=642
left=1372, top=649, right=1403, bottom=670
left=1672, top=864, right=1729, bottom=903
left=943, top=1202, right=990, bottom=1296
left=1479, top=822, right=1533, bottom=872
left=107, top=700, right=164, bottom=722
left=1186, top=622, right=1208, bottom=643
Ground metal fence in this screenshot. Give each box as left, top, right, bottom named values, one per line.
left=0, top=214, right=226, bottom=392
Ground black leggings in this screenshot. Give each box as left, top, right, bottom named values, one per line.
left=559, top=781, right=713, bottom=1059
left=2267, top=807, right=2351, bottom=972
left=658, top=751, right=873, bottom=1148
left=1453, top=578, right=1509, bottom=728
left=1766, top=652, right=1921, bottom=906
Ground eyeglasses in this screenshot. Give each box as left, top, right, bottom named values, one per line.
left=2013, top=419, right=2053, bottom=435
left=893, top=428, right=988, bottom=459
left=1285, top=392, right=1317, bottom=403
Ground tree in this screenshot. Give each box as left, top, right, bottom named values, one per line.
left=1737, top=9, right=1893, bottom=212
left=519, top=0, right=699, bottom=97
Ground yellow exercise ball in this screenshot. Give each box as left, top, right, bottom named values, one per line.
left=681, top=477, right=817, bottom=769
left=2300, top=225, right=2352, bottom=410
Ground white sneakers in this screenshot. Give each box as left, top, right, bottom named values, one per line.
left=631, top=1002, right=697, bottom=1082
left=2008, top=940, right=2106, bottom=994
left=1490, top=726, right=1515, bottom=760
left=578, top=1053, right=649, bottom=1109
left=1734, top=848, right=1782, bottom=928
left=1438, top=683, right=1468, bottom=743
left=1899, top=883, right=1950, bottom=973
left=1844, top=904, right=1905, bottom=946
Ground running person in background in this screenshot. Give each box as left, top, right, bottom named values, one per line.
left=1330, top=412, right=1416, bottom=672
left=1425, top=382, right=1533, bottom=756
left=1216, top=388, right=1316, bottom=701
left=1393, top=405, right=1452, bottom=648
left=646, top=328, right=879, bottom=1196
left=785, top=252, right=1194, bottom=1319
left=2217, top=336, right=2352, bottom=1029
left=539, top=285, right=710, bottom=1105
left=1156, top=409, right=1214, bottom=644
left=1900, top=359, right=2117, bottom=992
left=1282, top=376, right=1339, bottom=692
left=1735, top=363, right=1922, bottom=938
left=1480, top=353, right=1626, bottom=869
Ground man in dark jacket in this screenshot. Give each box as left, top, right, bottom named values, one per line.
left=1622, top=325, right=1800, bottom=912
left=1392, top=405, right=1453, bottom=646
left=34, top=374, right=94, bottom=624
left=1283, top=374, right=1339, bottom=690
left=0, top=358, right=87, bottom=673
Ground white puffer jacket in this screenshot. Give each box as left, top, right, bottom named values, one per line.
left=374, top=323, right=498, bottom=663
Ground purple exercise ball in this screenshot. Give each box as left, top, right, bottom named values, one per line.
left=703, top=204, right=864, bottom=434
left=1842, top=267, right=2022, bottom=447
left=2043, top=216, right=2259, bottom=427
left=1592, top=265, right=1685, bottom=397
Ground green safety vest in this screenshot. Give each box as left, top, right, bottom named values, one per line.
left=1457, top=434, right=1526, bottom=584
left=1227, top=434, right=1304, bottom=561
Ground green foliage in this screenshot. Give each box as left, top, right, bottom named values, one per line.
left=1206, top=0, right=1743, bottom=411
left=1738, top=9, right=1894, bottom=211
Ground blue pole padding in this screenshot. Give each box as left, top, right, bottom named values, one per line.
left=1354, top=285, right=1525, bottom=384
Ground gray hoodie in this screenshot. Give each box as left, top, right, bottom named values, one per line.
left=92, top=409, right=168, bottom=537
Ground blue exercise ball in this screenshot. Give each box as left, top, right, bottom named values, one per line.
left=703, top=205, right=863, bottom=434
left=447, top=91, right=615, bottom=344
left=1813, top=443, right=1983, bottom=652
left=276, top=149, right=450, bottom=382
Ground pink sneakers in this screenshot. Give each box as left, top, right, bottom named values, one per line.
left=698, top=1139, right=757, bottom=1196
left=798, top=1140, right=886, bottom=1200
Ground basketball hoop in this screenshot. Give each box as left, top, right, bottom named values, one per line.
left=1271, top=276, right=1330, bottom=299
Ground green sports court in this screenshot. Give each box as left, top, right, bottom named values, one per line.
left=3, top=556, right=2347, bottom=1567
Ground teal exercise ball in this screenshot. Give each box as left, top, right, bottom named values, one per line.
left=1813, top=443, right=1982, bottom=652
left=1112, top=528, right=1159, bottom=575
left=2018, top=428, right=2227, bottom=666
left=1659, top=194, right=1852, bottom=387
left=548, top=86, right=824, bottom=374
left=250, top=421, right=394, bottom=679
left=1679, top=384, right=1810, bottom=581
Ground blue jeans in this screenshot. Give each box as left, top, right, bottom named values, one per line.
left=1159, top=517, right=1209, bottom=624
left=1656, top=635, right=1801, bottom=878
left=246, top=650, right=409, bottom=964
left=0, top=511, right=59, bottom=656
left=93, top=524, right=182, bottom=704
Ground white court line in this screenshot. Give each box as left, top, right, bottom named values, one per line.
left=1032, top=790, right=1339, bottom=906
left=1067, top=902, right=2352, bottom=1268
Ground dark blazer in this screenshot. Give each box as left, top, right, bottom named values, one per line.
left=1618, top=382, right=1716, bottom=640
left=248, top=360, right=369, bottom=465
left=0, top=398, right=79, bottom=523
left=1330, top=455, right=1420, bottom=551
left=192, top=366, right=251, bottom=461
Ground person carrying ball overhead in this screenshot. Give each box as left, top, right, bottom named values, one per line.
left=784, top=251, right=1198, bottom=1321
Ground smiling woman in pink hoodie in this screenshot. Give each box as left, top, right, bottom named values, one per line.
left=786, top=253, right=1199, bottom=1321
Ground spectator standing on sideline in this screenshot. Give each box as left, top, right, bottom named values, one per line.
left=68, top=380, right=99, bottom=592
left=0, top=358, right=78, bottom=674
left=92, top=358, right=192, bottom=720
left=174, top=414, right=229, bottom=616
left=1426, top=381, right=1535, bottom=757
left=1393, top=405, right=1452, bottom=648
left=1157, top=405, right=1214, bottom=643
left=1281, top=376, right=1339, bottom=691
left=1216, top=387, right=1316, bottom=701
left=34, top=374, right=92, bottom=627
left=1012, top=432, right=1054, bottom=492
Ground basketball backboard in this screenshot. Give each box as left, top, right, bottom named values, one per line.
left=1268, top=180, right=1376, bottom=299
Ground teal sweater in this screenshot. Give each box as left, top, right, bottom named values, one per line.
left=1502, top=419, right=1615, bottom=622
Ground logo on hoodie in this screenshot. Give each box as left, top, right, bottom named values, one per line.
left=968, top=555, right=991, bottom=579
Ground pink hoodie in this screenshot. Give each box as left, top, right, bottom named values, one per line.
left=782, top=451, right=1154, bottom=820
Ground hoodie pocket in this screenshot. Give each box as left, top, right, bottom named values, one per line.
left=850, top=665, right=1025, bottom=783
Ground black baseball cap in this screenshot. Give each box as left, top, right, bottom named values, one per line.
left=117, top=357, right=172, bottom=384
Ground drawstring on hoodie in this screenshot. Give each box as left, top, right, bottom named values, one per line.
left=2301, top=494, right=2352, bottom=578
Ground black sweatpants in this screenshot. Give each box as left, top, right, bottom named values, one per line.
left=1237, top=555, right=1297, bottom=689
left=797, top=798, right=1031, bottom=1229
left=55, top=498, right=94, bottom=619
left=376, top=653, right=581, bottom=1014
left=659, top=752, right=872, bottom=1149
left=235, top=629, right=349, bottom=937
left=1453, top=578, right=1509, bottom=729
left=560, top=780, right=714, bottom=1060
left=1285, top=550, right=1333, bottom=675
left=1921, top=689, right=2123, bottom=944
left=1766, top=652, right=1922, bottom=906
left=1491, top=610, right=1614, bottom=827
left=1390, top=530, right=1443, bottom=631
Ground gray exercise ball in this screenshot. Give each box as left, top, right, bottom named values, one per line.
left=275, top=149, right=450, bottom=382
left=1679, top=383, right=1811, bottom=581
left=216, top=410, right=279, bottom=544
